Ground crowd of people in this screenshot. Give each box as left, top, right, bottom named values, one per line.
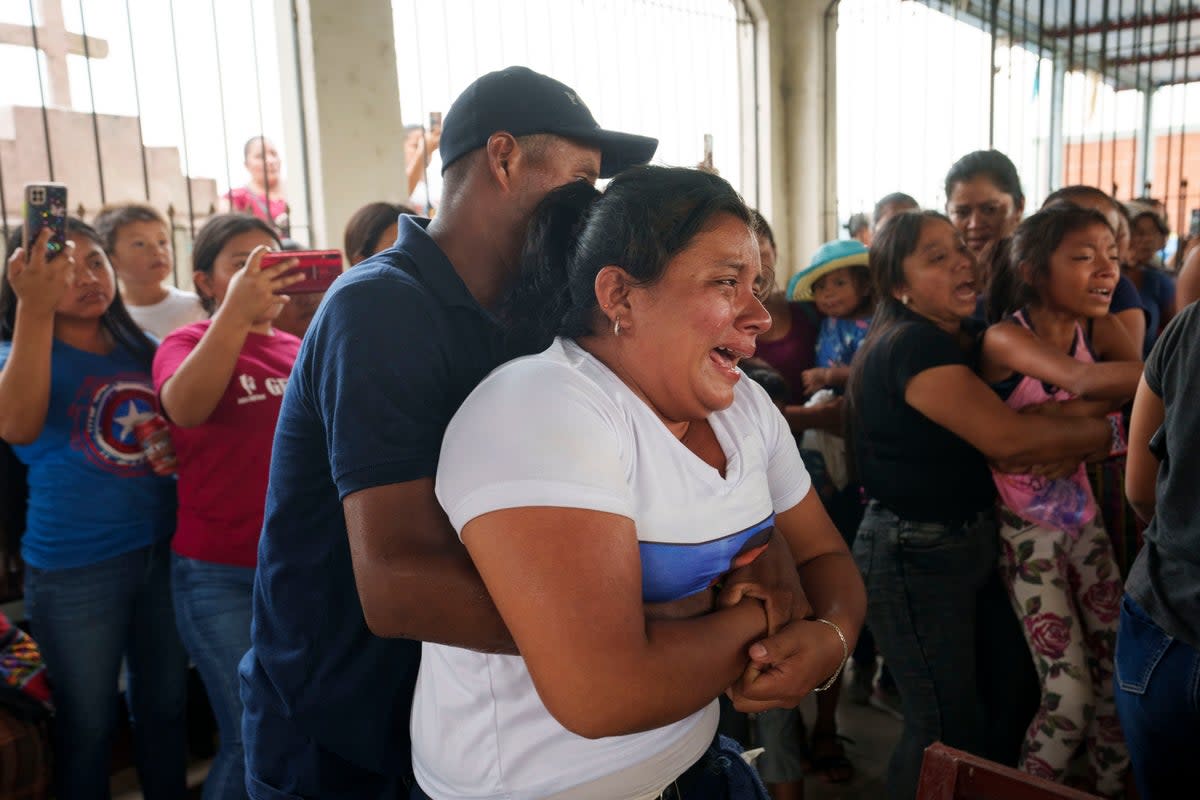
left=0, top=63, right=1197, bottom=800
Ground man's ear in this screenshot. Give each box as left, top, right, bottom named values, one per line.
left=485, top=132, right=520, bottom=190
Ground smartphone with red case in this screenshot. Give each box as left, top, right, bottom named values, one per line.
left=23, top=183, right=68, bottom=257
left=261, top=249, right=343, bottom=294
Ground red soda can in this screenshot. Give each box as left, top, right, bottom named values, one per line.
left=134, top=415, right=178, bottom=477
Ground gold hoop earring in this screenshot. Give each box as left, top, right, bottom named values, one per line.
left=613, top=316, right=622, bottom=336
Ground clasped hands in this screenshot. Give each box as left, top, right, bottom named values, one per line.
left=715, top=532, right=846, bottom=713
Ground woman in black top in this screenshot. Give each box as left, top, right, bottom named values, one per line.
left=847, top=211, right=1111, bottom=800
left=1119, top=301, right=1200, bottom=798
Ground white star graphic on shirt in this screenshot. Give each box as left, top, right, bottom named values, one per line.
left=113, top=401, right=154, bottom=443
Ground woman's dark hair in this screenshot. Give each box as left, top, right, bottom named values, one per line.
left=1043, top=184, right=1116, bottom=213
left=244, top=135, right=270, bottom=160
left=343, top=201, right=416, bottom=265
left=749, top=209, right=775, bottom=251
left=1128, top=204, right=1170, bottom=237
left=873, top=192, right=919, bottom=225
left=981, top=236, right=1014, bottom=324
left=990, top=205, right=1114, bottom=318
left=192, top=213, right=281, bottom=314
left=944, top=150, right=1024, bottom=208
left=1, top=219, right=157, bottom=370
left=845, top=213, right=870, bottom=237
left=502, top=165, right=754, bottom=357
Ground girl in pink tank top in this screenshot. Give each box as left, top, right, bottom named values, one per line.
left=990, top=308, right=1099, bottom=533
left=979, top=205, right=1142, bottom=795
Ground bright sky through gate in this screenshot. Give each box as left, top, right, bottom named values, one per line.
left=0, top=0, right=288, bottom=197
left=0, top=0, right=746, bottom=204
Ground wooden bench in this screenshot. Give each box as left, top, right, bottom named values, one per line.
left=917, top=742, right=1102, bottom=799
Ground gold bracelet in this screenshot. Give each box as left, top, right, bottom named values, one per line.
left=811, top=617, right=848, bottom=693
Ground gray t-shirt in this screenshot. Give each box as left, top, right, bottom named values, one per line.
left=1126, top=301, right=1200, bottom=651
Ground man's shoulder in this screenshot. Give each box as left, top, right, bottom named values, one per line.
left=320, top=254, right=438, bottom=323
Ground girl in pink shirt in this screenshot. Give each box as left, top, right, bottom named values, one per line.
left=980, top=205, right=1141, bottom=795
left=153, top=214, right=303, bottom=799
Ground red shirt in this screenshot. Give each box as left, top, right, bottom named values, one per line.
left=153, top=321, right=300, bottom=567
left=225, top=186, right=289, bottom=234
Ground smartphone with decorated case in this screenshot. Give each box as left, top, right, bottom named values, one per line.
left=23, top=183, right=68, bottom=257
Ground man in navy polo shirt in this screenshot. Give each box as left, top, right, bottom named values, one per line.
left=238, top=67, right=657, bottom=798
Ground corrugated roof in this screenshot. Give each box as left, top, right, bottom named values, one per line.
left=917, top=0, right=1200, bottom=90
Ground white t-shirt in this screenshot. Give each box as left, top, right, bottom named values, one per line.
left=415, top=338, right=811, bottom=800
left=127, top=286, right=207, bottom=341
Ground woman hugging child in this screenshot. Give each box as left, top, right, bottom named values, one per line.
left=980, top=204, right=1141, bottom=796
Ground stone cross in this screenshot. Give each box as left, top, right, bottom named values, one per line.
left=0, top=0, right=109, bottom=107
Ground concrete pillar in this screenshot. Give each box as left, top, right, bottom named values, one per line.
left=758, top=0, right=838, bottom=283
left=276, top=0, right=407, bottom=248
left=1137, top=83, right=1155, bottom=198
left=1048, top=57, right=1066, bottom=192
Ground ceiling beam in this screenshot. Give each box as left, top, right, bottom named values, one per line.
left=1108, top=47, right=1200, bottom=67
left=1044, top=11, right=1200, bottom=38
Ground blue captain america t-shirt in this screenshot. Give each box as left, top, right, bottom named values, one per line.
left=414, top=337, right=813, bottom=799
left=0, top=339, right=175, bottom=569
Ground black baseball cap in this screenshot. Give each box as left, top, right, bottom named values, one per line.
left=439, top=66, right=658, bottom=178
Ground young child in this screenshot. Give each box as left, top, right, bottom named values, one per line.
left=153, top=213, right=303, bottom=799
left=787, top=239, right=873, bottom=490
left=0, top=220, right=188, bottom=797
left=93, top=203, right=206, bottom=340
left=790, top=240, right=873, bottom=398
left=980, top=205, right=1140, bottom=795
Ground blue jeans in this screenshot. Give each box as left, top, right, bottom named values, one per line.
left=172, top=554, right=256, bottom=800
left=850, top=502, right=998, bottom=800
left=23, top=540, right=189, bottom=799
left=1114, top=594, right=1200, bottom=799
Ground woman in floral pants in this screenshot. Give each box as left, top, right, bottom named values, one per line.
left=998, top=511, right=1128, bottom=794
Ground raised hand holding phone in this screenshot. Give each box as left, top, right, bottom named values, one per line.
left=215, top=245, right=305, bottom=328
left=261, top=250, right=342, bottom=294
left=23, top=183, right=68, bottom=257
left=7, top=226, right=76, bottom=319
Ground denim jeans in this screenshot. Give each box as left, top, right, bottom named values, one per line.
left=172, top=553, right=256, bottom=800
left=23, top=540, right=189, bottom=799
left=850, top=502, right=998, bottom=800
left=1114, top=594, right=1200, bottom=799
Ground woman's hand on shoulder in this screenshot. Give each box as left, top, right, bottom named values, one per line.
left=7, top=228, right=74, bottom=319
